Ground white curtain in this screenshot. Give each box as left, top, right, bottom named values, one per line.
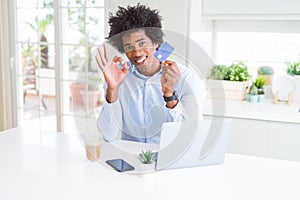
left=0, top=0, right=17, bottom=131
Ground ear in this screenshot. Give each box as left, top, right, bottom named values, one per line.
left=154, top=43, right=159, bottom=50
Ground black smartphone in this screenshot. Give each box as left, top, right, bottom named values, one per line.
left=106, top=159, right=135, bottom=172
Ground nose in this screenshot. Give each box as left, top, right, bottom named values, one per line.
left=132, top=48, right=143, bottom=57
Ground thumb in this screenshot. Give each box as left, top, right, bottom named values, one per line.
left=121, top=61, right=130, bottom=73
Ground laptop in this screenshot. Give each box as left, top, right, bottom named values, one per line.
left=155, top=118, right=232, bottom=170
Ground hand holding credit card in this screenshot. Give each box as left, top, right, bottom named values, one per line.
left=154, top=41, right=175, bottom=62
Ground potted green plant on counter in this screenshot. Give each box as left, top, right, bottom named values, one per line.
left=255, top=78, right=266, bottom=102
left=286, top=60, right=300, bottom=76
left=210, top=64, right=229, bottom=80
left=207, top=62, right=251, bottom=100
left=257, top=66, right=274, bottom=86
left=227, top=62, right=251, bottom=82
left=247, top=83, right=258, bottom=103
left=139, top=150, right=157, bottom=164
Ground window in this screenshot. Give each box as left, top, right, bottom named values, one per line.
left=15, top=0, right=105, bottom=134
left=213, top=21, right=300, bottom=79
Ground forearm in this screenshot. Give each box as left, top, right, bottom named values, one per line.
left=105, top=87, right=119, bottom=103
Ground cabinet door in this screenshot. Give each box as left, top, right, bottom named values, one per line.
left=227, top=118, right=268, bottom=157
left=202, top=0, right=300, bottom=19
left=268, top=122, right=300, bottom=162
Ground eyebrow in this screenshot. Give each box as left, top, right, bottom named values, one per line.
left=123, top=38, right=146, bottom=47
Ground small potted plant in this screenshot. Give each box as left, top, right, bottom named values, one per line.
left=286, top=60, right=300, bottom=76
left=257, top=66, right=274, bottom=85
left=139, top=150, right=157, bottom=164
left=247, top=83, right=258, bottom=103
left=207, top=62, right=251, bottom=101
left=255, top=78, right=266, bottom=102
left=210, top=64, right=229, bottom=80
left=227, top=62, right=251, bottom=82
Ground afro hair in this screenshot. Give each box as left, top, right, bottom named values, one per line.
left=107, top=3, right=164, bottom=53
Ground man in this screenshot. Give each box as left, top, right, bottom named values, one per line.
left=96, top=4, right=204, bottom=144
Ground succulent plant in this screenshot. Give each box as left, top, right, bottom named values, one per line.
left=257, top=66, right=274, bottom=75
left=227, top=62, right=251, bottom=82
left=139, top=150, right=156, bottom=164
left=210, top=64, right=229, bottom=80
left=286, top=60, right=300, bottom=76
left=249, top=83, right=258, bottom=95
left=255, top=78, right=265, bottom=95
left=255, top=78, right=266, bottom=89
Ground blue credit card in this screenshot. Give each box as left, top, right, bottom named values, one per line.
left=154, top=41, right=175, bottom=62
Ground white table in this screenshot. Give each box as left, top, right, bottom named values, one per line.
left=1, top=127, right=300, bottom=200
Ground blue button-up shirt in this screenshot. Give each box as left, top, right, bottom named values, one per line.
left=97, top=62, right=205, bottom=144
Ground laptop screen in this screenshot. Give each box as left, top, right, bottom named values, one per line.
left=156, top=118, right=232, bottom=170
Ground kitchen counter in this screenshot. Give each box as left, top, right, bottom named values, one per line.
left=203, top=98, right=300, bottom=123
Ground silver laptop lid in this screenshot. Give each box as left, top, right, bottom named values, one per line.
left=156, top=118, right=232, bottom=170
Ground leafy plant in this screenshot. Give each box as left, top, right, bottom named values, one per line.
left=286, top=60, right=300, bottom=76
left=248, top=83, right=258, bottom=95
left=139, top=150, right=156, bottom=164
left=255, top=78, right=266, bottom=95
left=21, top=40, right=38, bottom=67
left=255, top=78, right=266, bottom=89
left=257, top=66, right=274, bottom=75
left=25, top=8, right=53, bottom=69
left=227, top=62, right=251, bottom=81
left=210, top=64, right=229, bottom=80
left=67, top=0, right=99, bottom=72
left=210, top=62, right=251, bottom=82
left=21, top=40, right=48, bottom=68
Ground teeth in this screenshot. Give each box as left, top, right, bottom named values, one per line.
left=136, top=56, right=146, bottom=63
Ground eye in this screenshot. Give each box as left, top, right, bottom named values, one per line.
left=124, top=46, right=132, bottom=52
left=138, top=41, right=146, bottom=47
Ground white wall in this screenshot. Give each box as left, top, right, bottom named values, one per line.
left=202, top=0, right=300, bottom=20
left=104, top=0, right=190, bottom=36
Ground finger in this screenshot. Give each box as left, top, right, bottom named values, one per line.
left=122, top=63, right=130, bottom=74
left=98, top=47, right=107, bottom=66
left=95, top=55, right=105, bottom=72
left=161, top=60, right=175, bottom=66
left=113, top=56, right=125, bottom=65
left=161, top=74, right=174, bottom=85
left=163, top=61, right=179, bottom=72
left=162, top=66, right=177, bottom=77
left=103, top=43, right=109, bottom=62
left=112, top=56, right=129, bottom=74
left=115, top=57, right=129, bottom=74
left=162, top=66, right=180, bottom=82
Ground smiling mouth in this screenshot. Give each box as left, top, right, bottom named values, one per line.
left=135, top=56, right=147, bottom=64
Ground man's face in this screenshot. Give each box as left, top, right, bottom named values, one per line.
left=122, top=29, right=160, bottom=76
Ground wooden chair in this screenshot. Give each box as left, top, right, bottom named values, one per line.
left=23, top=66, right=47, bottom=109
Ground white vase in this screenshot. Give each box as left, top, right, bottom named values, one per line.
left=249, top=94, right=258, bottom=103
